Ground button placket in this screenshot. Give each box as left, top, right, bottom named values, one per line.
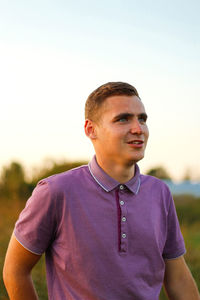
left=119, top=189, right=128, bottom=253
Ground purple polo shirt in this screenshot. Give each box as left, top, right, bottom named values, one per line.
left=14, top=156, right=186, bottom=300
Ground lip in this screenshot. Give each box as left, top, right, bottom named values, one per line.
left=127, top=140, right=144, bottom=148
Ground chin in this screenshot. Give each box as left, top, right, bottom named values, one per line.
left=127, top=153, right=144, bottom=165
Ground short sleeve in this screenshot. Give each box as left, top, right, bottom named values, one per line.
left=14, top=180, right=57, bottom=255
left=162, top=193, right=186, bottom=259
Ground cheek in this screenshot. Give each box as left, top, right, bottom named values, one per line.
left=104, top=126, right=122, bottom=137
left=144, top=126, right=149, bottom=139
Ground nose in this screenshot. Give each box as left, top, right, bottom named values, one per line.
left=130, top=119, right=143, bottom=135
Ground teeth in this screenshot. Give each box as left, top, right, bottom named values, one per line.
left=128, top=141, right=143, bottom=144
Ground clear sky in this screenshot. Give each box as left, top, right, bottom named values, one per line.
left=0, top=0, right=200, bottom=181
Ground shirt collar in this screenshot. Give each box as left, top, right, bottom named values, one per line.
left=88, top=156, right=141, bottom=194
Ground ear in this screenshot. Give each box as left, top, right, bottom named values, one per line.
left=84, top=119, right=97, bottom=139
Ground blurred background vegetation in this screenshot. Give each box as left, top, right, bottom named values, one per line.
left=0, top=160, right=199, bottom=299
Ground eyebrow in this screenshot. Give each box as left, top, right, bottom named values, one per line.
left=112, top=112, right=148, bottom=121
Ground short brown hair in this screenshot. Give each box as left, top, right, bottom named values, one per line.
left=85, top=81, right=139, bottom=121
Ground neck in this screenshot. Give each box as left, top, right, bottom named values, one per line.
left=96, top=156, right=136, bottom=183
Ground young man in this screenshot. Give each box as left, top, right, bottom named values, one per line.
left=3, top=82, right=200, bottom=299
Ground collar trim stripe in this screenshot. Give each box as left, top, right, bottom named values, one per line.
left=136, top=177, right=141, bottom=194
left=88, top=164, right=109, bottom=192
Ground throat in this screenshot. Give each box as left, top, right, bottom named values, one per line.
left=113, top=166, right=135, bottom=183
left=96, top=157, right=136, bottom=183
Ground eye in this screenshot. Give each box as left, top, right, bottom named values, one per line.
left=115, top=114, right=131, bottom=123
left=118, top=117, right=128, bottom=123
left=138, top=115, right=147, bottom=123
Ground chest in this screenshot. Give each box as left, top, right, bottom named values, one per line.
left=53, top=188, right=167, bottom=258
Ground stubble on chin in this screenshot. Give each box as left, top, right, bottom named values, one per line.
left=125, top=152, right=145, bottom=167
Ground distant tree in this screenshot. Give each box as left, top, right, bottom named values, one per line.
left=182, top=168, right=192, bottom=181
left=0, top=159, right=88, bottom=201
left=0, top=162, right=30, bottom=200
left=146, top=166, right=171, bottom=181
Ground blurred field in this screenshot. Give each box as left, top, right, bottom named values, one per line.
left=1, top=187, right=200, bottom=299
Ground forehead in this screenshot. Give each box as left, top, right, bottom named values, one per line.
left=100, top=95, right=146, bottom=117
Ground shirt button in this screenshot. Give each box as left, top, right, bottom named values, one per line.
left=120, top=200, right=124, bottom=206
left=122, top=233, right=126, bottom=238
left=119, top=185, right=124, bottom=190
left=122, top=217, right=126, bottom=222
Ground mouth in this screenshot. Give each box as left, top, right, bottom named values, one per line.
left=127, top=140, right=144, bottom=145
left=127, top=140, right=144, bottom=148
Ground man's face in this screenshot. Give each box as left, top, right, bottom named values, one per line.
left=92, top=95, right=149, bottom=166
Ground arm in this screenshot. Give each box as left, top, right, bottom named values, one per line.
left=164, top=256, right=200, bottom=300
left=3, top=233, right=41, bottom=300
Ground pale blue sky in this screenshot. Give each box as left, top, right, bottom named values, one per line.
left=0, top=0, right=200, bottom=181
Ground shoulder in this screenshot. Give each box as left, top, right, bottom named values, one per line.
left=37, top=164, right=89, bottom=194
left=140, top=174, right=170, bottom=192
left=140, top=174, right=173, bottom=208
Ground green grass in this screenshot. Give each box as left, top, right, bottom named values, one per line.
left=1, top=196, right=200, bottom=299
